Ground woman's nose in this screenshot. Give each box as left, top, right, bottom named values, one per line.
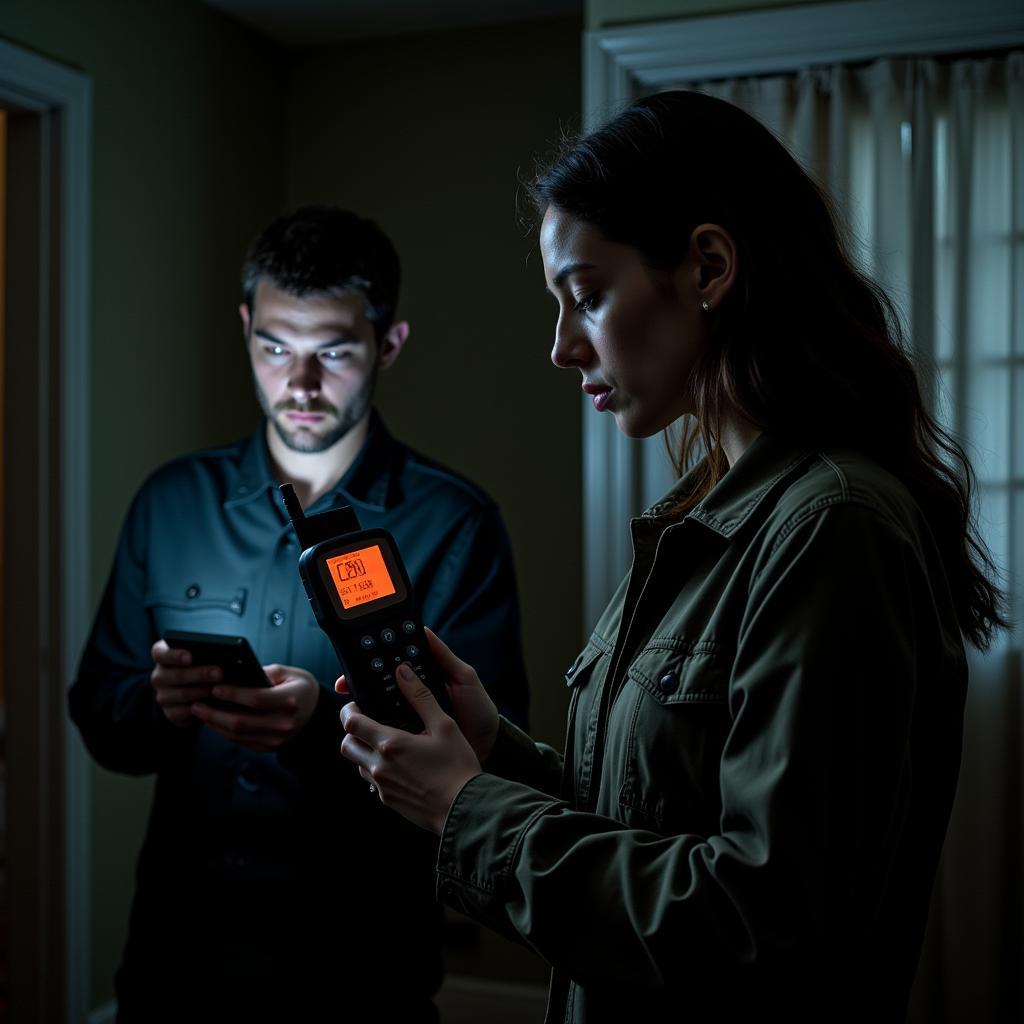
left=550, top=316, right=590, bottom=370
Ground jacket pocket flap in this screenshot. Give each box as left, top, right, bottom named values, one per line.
left=627, top=638, right=729, bottom=705
left=564, top=635, right=611, bottom=687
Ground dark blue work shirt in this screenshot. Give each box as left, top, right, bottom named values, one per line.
left=69, top=411, right=529, bottom=1016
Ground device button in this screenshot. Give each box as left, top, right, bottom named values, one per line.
left=401, top=620, right=416, bottom=635
left=269, top=609, right=286, bottom=627
left=360, top=635, right=376, bottom=650
left=381, top=628, right=396, bottom=644
left=405, top=645, right=420, bottom=659
left=371, top=657, right=385, bottom=672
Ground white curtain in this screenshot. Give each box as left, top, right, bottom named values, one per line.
left=662, top=52, right=1024, bottom=1023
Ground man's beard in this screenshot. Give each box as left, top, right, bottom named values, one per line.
left=255, top=370, right=376, bottom=454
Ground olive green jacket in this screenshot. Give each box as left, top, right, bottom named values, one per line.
left=436, top=435, right=967, bottom=1023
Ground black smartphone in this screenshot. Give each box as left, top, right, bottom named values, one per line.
left=162, top=629, right=271, bottom=710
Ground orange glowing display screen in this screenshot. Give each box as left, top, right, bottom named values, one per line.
left=327, top=545, right=397, bottom=610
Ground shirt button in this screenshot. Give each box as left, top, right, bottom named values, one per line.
left=658, top=670, right=679, bottom=694
left=229, top=598, right=242, bottom=613
left=185, top=584, right=200, bottom=599
left=270, top=609, right=286, bottom=627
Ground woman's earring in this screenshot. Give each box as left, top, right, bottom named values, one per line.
left=701, top=300, right=710, bottom=312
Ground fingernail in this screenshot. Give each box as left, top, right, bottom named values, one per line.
left=208, top=668, right=221, bottom=681
left=212, top=686, right=226, bottom=698
left=180, top=652, right=191, bottom=665
left=396, top=663, right=413, bottom=682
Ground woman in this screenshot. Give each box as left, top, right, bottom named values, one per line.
left=337, top=91, right=1006, bottom=1022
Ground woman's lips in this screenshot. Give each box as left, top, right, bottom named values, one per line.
left=582, top=383, right=613, bottom=411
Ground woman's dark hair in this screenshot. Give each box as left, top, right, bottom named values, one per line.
left=531, top=89, right=1007, bottom=650
left=241, top=205, right=400, bottom=339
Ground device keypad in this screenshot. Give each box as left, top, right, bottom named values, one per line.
left=359, top=618, right=433, bottom=719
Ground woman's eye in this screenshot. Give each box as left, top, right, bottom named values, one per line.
left=572, top=292, right=601, bottom=315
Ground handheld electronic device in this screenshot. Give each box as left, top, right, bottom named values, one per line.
left=280, top=484, right=450, bottom=731
left=162, top=629, right=271, bottom=711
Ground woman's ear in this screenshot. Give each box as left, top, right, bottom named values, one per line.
left=689, top=223, right=737, bottom=312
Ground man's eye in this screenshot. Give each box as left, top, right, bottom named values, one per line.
left=319, top=350, right=351, bottom=363
left=264, top=344, right=288, bottom=358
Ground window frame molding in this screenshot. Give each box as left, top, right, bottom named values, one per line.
left=579, top=0, right=1024, bottom=629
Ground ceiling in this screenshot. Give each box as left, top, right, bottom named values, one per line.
left=202, top=0, right=583, bottom=45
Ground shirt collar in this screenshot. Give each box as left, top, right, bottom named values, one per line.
left=224, top=408, right=402, bottom=514
left=645, top=433, right=813, bottom=539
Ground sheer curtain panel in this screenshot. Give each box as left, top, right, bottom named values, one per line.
left=665, top=52, right=1023, bottom=1023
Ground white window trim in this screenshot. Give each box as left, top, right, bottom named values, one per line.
left=0, top=37, right=92, bottom=1024
left=579, top=0, right=1024, bottom=630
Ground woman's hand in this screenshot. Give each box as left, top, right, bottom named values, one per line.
left=421, top=628, right=500, bottom=764
left=338, top=664, right=482, bottom=834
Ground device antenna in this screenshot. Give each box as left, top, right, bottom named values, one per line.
left=280, top=483, right=305, bottom=523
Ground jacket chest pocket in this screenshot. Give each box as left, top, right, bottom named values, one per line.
left=616, top=639, right=731, bottom=835
left=145, top=581, right=248, bottom=636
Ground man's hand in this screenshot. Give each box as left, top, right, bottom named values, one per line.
left=150, top=638, right=218, bottom=727
left=190, top=663, right=320, bottom=752
left=339, top=663, right=482, bottom=834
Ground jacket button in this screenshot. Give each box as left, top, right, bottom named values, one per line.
left=270, top=609, right=285, bottom=627
left=658, top=670, right=679, bottom=694
left=185, top=584, right=200, bottom=599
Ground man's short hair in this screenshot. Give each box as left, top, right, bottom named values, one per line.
left=241, top=206, right=401, bottom=339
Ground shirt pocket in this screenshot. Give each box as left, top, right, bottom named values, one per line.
left=617, top=638, right=732, bottom=835
left=144, top=582, right=248, bottom=636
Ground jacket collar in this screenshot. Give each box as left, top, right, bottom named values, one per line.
left=645, top=433, right=812, bottom=539
left=225, top=408, right=402, bottom=514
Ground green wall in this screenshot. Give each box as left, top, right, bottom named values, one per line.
left=0, top=0, right=286, bottom=1008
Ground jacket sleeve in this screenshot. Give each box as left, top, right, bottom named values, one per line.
left=420, top=503, right=530, bottom=729
left=68, top=487, right=194, bottom=775
left=482, top=716, right=564, bottom=796
left=435, top=502, right=934, bottom=989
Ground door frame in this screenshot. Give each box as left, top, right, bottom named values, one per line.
left=0, top=36, right=91, bottom=1024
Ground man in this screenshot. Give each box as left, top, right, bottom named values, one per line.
left=70, top=206, right=529, bottom=1022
